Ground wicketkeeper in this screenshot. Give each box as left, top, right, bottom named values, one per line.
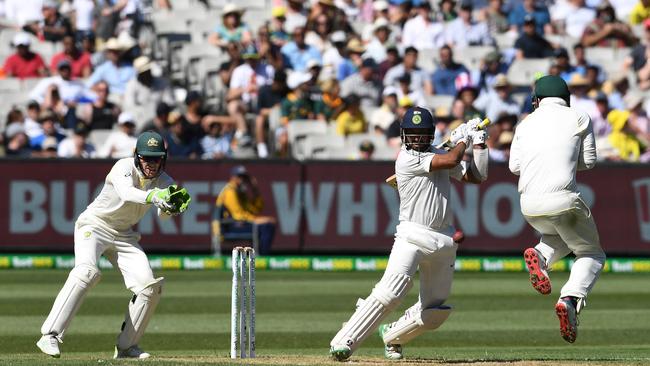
left=330, top=107, right=489, bottom=361
left=36, top=131, right=192, bottom=359
left=509, top=75, right=605, bottom=343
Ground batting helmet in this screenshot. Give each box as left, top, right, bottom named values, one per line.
left=401, top=106, right=435, bottom=152
left=134, top=131, right=167, bottom=178
left=533, top=75, right=570, bottom=106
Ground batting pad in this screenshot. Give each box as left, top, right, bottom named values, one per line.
left=382, top=304, right=452, bottom=345
left=330, top=273, right=412, bottom=352
left=117, top=277, right=164, bottom=350
left=41, top=264, right=102, bottom=337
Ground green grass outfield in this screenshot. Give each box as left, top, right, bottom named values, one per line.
left=0, top=270, right=649, bottom=366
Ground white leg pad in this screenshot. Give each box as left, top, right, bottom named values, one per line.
left=116, top=277, right=164, bottom=350
left=41, top=264, right=101, bottom=338
left=383, top=304, right=452, bottom=345
left=330, top=273, right=412, bottom=352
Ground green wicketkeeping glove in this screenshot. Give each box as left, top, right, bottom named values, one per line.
left=146, top=187, right=174, bottom=212
left=168, top=185, right=192, bottom=214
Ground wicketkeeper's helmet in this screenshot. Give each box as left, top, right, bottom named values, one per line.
left=134, top=131, right=167, bottom=178
left=401, top=106, right=435, bottom=152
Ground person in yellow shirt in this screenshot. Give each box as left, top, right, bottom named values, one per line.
left=336, top=94, right=366, bottom=136
left=215, top=165, right=276, bottom=254
left=630, top=0, right=650, bottom=24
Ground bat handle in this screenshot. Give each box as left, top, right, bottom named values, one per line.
left=476, top=118, right=491, bottom=130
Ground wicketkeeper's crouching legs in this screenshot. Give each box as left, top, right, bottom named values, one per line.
left=114, top=277, right=164, bottom=359
left=37, top=263, right=102, bottom=357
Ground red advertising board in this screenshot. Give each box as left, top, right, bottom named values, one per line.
left=0, top=159, right=648, bottom=255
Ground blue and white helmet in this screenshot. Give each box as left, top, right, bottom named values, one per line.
left=400, top=106, right=435, bottom=152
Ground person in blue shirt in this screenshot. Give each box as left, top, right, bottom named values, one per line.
left=280, top=24, right=322, bottom=72
left=30, top=110, right=67, bottom=152
left=431, top=45, right=470, bottom=96
left=508, top=0, right=551, bottom=35
left=86, top=38, right=136, bottom=95
left=208, top=3, right=252, bottom=48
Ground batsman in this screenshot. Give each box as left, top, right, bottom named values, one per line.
left=36, top=131, right=192, bottom=359
left=510, top=75, right=605, bottom=343
left=330, top=107, right=489, bottom=361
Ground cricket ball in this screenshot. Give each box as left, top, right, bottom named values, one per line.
left=452, top=229, right=465, bottom=243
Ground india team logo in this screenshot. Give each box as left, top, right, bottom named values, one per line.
left=412, top=115, right=421, bottom=124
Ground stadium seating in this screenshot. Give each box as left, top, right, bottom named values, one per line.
left=507, top=59, right=552, bottom=87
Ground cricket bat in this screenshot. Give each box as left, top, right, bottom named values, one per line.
left=385, top=118, right=491, bottom=189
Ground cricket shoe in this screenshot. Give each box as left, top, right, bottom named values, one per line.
left=555, top=297, right=578, bottom=343
left=36, top=334, right=61, bottom=358
left=329, top=344, right=352, bottom=361
left=378, top=324, right=403, bottom=360
left=524, top=248, right=551, bottom=295
left=114, top=345, right=151, bottom=359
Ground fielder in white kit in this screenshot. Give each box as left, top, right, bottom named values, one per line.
left=509, top=75, right=605, bottom=343
left=330, top=107, right=489, bottom=361
left=36, top=131, right=191, bottom=359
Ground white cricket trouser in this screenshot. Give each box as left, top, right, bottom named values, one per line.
left=522, top=194, right=605, bottom=299
left=387, top=224, right=457, bottom=309
left=74, top=220, right=155, bottom=294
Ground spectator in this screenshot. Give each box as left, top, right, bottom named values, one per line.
left=482, top=0, right=509, bottom=34
left=2, top=33, right=47, bottom=79
left=357, top=140, right=375, bottom=160
left=4, top=123, right=32, bottom=157
left=336, top=94, right=366, bottom=136
left=23, top=0, right=73, bottom=43
left=322, top=31, right=347, bottom=80
left=582, top=4, right=637, bottom=48
left=4, top=0, right=43, bottom=26
left=457, top=86, right=482, bottom=121
left=630, top=0, right=650, bottom=25
left=219, top=42, right=244, bottom=88
left=201, top=120, right=234, bottom=159
left=29, top=60, right=86, bottom=105
left=555, top=0, right=596, bottom=39
left=593, top=92, right=613, bottom=137
left=86, top=37, right=136, bottom=96
left=474, top=74, right=521, bottom=121
left=164, top=114, right=203, bottom=159
left=123, top=56, right=174, bottom=121
left=98, top=112, right=137, bottom=158
left=445, top=1, right=495, bottom=48
left=369, top=86, right=398, bottom=134
left=473, top=50, right=509, bottom=93
left=361, top=0, right=397, bottom=42
left=285, top=0, right=309, bottom=32
left=386, top=96, right=414, bottom=149
left=378, top=46, right=400, bottom=81
left=553, top=48, right=577, bottom=82
left=50, top=34, right=92, bottom=78
left=365, top=18, right=391, bottom=63
left=625, top=19, right=650, bottom=89
left=603, top=72, right=630, bottom=110
left=281, top=22, right=322, bottom=72
left=78, top=81, right=120, bottom=130
left=269, top=6, right=290, bottom=47
left=256, top=24, right=284, bottom=71
left=70, top=0, right=95, bottom=42
left=57, top=121, right=96, bottom=158
left=337, top=38, right=365, bottom=81
left=606, top=97, right=648, bottom=161
left=514, top=15, right=554, bottom=59
left=437, top=0, right=458, bottom=22
left=227, top=44, right=275, bottom=147
left=572, top=43, right=595, bottom=77
left=305, top=13, right=332, bottom=54
left=396, top=73, right=426, bottom=107
left=568, top=73, right=603, bottom=128
left=384, top=46, right=431, bottom=95
left=340, top=58, right=381, bottom=110
left=139, top=102, right=171, bottom=135
left=623, top=91, right=650, bottom=143
left=509, top=0, right=552, bottom=35
left=401, top=0, right=445, bottom=50
left=208, top=3, right=252, bottom=48
left=180, top=91, right=207, bottom=139
left=431, top=45, right=470, bottom=96
left=23, top=100, right=43, bottom=138
left=321, top=78, right=345, bottom=120
left=30, top=110, right=66, bottom=151
left=215, top=165, right=276, bottom=255
left=255, top=70, right=289, bottom=158
left=311, top=0, right=352, bottom=33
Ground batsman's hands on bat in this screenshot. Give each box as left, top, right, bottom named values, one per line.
left=147, top=187, right=175, bottom=212
left=469, top=129, right=488, bottom=145
left=167, top=184, right=192, bottom=214
left=450, top=123, right=471, bottom=146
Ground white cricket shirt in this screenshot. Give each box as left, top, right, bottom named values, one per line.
left=509, top=97, right=596, bottom=216
left=78, top=158, right=174, bottom=232
left=395, top=146, right=463, bottom=231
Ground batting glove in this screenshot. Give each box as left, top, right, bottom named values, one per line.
left=450, top=123, right=470, bottom=146
left=466, top=117, right=483, bottom=131
left=469, top=129, right=488, bottom=145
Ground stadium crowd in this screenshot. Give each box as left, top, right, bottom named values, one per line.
left=0, top=0, right=650, bottom=162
